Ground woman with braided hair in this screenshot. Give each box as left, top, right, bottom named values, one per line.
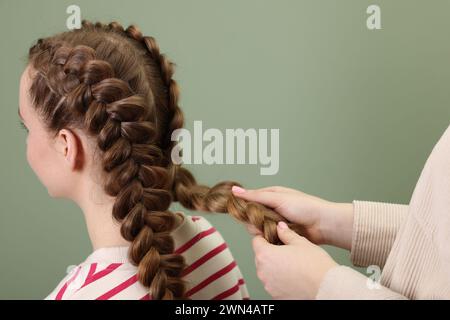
left=18, top=20, right=263, bottom=300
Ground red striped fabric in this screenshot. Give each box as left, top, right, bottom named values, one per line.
left=79, top=263, right=122, bottom=289
left=95, top=274, right=138, bottom=300
left=91, top=243, right=236, bottom=299
left=186, top=260, right=238, bottom=297
left=212, top=278, right=246, bottom=300
left=48, top=215, right=249, bottom=300
left=55, top=266, right=82, bottom=300
left=182, top=242, right=228, bottom=277
left=140, top=293, right=151, bottom=300
left=175, top=227, right=216, bottom=254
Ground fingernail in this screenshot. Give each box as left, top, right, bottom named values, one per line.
left=278, top=221, right=288, bottom=229
left=232, top=186, right=246, bottom=194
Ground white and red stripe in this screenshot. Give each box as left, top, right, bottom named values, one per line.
left=45, top=213, right=249, bottom=300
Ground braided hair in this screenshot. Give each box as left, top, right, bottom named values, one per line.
left=27, top=20, right=303, bottom=299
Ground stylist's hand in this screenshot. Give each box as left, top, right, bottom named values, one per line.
left=253, top=221, right=338, bottom=299
left=232, top=185, right=354, bottom=250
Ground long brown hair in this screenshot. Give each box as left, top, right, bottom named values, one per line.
left=27, top=20, right=302, bottom=299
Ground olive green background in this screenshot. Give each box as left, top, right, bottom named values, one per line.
left=1, top=0, right=450, bottom=299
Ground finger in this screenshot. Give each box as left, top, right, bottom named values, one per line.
left=252, top=235, right=270, bottom=252
left=277, top=221, right=304, bottom=245
left=231, top=186, right=283, bottom=209
left=258, top=186, right=297, bottom=194
left=246, top=224, right=263, bottom=236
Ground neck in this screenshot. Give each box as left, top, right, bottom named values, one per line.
left=74, top=181, right=131, bottom=251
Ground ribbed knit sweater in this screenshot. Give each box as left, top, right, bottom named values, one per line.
left=316, top=124, right=450, bottom=299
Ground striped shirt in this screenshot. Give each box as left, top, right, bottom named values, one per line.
left=45, top=213, right=250, bottom=300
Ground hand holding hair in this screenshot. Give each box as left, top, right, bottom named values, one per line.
left=169, top=166, right=306, bottom=245
left=230, top=185, right=354, bottom=250
left=251, top=220, right=338, bottom=299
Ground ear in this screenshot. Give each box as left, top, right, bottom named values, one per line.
left=55, top=128, right=84, bottom=171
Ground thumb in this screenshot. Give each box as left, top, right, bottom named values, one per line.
left=277, top=221, right=303, bottom=245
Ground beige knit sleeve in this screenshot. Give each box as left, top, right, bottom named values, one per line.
left=315, top=266, right=408, bottom=299
left=350, top=200, right=408, bottom=268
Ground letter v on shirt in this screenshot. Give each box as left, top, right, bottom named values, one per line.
left=45, top=213, right=250, bottom=300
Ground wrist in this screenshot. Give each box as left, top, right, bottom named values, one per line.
left=312, top=252, right=339, bottom=300
left=318, top=202, right=354, bottom=250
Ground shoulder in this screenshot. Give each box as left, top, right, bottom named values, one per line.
left=172, top=212, right=250, bottom=299
left=171, top=212, right=221, bottom=252
left=46, top=262, right=149, bottom=300
left=177, top=212, right=214, bottom=229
